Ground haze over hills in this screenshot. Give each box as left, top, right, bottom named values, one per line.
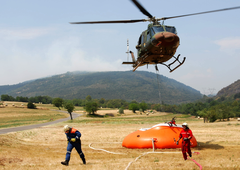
left=0, top=71, right=202, bottom=104
left=216, top=79, right=240, bottom=97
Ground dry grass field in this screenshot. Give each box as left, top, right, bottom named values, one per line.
left=0, top=105, right=240, bottom=170
left=0, top=102, right=69, bottom=129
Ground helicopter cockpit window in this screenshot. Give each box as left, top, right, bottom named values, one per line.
left=147, top=31, right=151, bottom=41
left=150, top=28, right=155, bottom=36
left=165, top=26, right=177, bottom=34
left=138, top=36, right=142, bottom=45
left=141, top=34, right=144, bottom=44
left=152, top=26, right=165, bottom=34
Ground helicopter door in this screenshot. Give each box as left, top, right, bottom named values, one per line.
left=137, top=33, right=145, bottom=57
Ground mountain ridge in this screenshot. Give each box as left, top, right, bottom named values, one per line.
left=0, top=71, right=202, bottom=104
left=216, top=79, right=240, bottom=97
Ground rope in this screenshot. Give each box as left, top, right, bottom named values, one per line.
left=155, top=67, right=164, bottom=112
left=125, top=151, right=182, bottom=170
left=89, top=142, right=125, bottom=155
left=89, top=142, right=202, bottom=170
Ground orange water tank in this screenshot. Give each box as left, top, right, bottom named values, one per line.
left=122, top=123, right=197, bottom=149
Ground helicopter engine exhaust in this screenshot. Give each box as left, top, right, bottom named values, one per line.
left=130, top=51, right=136, bottom=63
left=122, top=51, right=137, bottom=67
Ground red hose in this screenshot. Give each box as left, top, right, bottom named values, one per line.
left=187, top=152, right=202, bottom=170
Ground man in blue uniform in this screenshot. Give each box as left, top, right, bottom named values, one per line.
left=61, top=125, right=86, bottom=166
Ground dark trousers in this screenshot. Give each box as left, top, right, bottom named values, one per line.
left=65, top=140, right=85, bottom=162
left=181, top=141, right=191, bottom=160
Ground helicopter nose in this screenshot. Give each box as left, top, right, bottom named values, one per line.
left=163, top=32, right=175, bottom=42
left=152, top=32, right=179, bottom=47
left=151, top=33, right=164, bottom=46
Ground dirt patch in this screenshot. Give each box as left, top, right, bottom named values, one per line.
left=0, top=157, right=23, bottom=166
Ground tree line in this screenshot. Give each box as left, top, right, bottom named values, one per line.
left=151, top=94, right=240, bottom=122
left=1, top=93, right=240, bottom=122
left=1, top=94, right=52, bottom=104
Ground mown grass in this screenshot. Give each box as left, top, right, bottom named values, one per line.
left=0, top=102, right=198, bottom=129
left=68, top=112, right=199, bottom=125
left=2, top=101, right=85, bottom=111
left=0, top=106, right=68, bottom=129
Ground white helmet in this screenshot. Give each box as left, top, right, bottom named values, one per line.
left=63, top=125, right=71, bottom=132
left=182, top=122, right=188, bottom=127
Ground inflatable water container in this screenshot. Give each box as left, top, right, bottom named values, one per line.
left=122, top=123, right=197, bottom=149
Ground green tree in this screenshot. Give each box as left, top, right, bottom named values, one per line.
left=197, top=109, right=208, bottom=123
left=139, top=108, right=143, bottom=114
left=152, top=104, right=162, bottom=112
left=1, top=94, right=15, bottom=101
left=64, top=102, right=75, bottom=120
left=208, top=109, right=218, bottom=123
left=16, top=96, right=29, bottom=102
left=99, top=98, right=105, bottom=105
left=234, top=92, right=240, bottom=99
left=119, top=107, right=124, bottom=114
left=52, top=98, right=64, bottom=110
left=27, top=102, right=36, bottom=109
left=129, top=103, right=139, bottom=113
left=85, top=102, right=98, bottom=114
left=139, top=101, right=148, bottom=112
left=85, top=95, right=92, bottom=102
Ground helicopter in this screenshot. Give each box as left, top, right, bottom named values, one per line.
left=70, top=0, right=240, bottom=72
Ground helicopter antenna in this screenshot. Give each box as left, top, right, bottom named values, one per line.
left=126, top=39, right=130, bottom=61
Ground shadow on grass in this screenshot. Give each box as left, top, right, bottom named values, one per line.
left=86, top=113, right=115, bottom=118
left=196, top=140, right=224, bottom=150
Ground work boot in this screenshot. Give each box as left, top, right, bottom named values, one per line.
left=82, top=157, right=86, bottom=164
left=80, top=154, right=86, bottom=164
left=61, top=160, right=69, bottom=166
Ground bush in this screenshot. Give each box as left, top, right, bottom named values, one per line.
left=27, top=102, right=36, bottom=109
left=119, top=107, right=124, bottom=114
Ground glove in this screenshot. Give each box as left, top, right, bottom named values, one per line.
left=176, top=141, right=179, bottom=145
left=70, top=138, right=76, bottom=142
left=183, top=138, right=188, bottom=141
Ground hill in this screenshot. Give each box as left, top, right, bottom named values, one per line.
left=0, top=71, right=202, bottom=104
left=216, top=79, right=240, bottom=97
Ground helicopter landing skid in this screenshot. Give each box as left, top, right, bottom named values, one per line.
left=132, top=54, right=149, bottom=72
left=160, top=54, right=186, bottom=73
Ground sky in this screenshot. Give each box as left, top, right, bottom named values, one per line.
left=0, top=0, right=240, bottom=95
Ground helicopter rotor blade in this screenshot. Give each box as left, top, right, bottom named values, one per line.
left=158, top=6, right=240, bottom=21
left=70, top=19, right=148, bottom=24
left=131, top=0, right=153, bottom=18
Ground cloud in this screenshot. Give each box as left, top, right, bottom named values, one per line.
left=215, top=37, right=240, bottom=51
left=0, top=27, right=55, bottom=40
left=44, top=36, right=125, bottom=71
left=180, top=69, right=213, bottom=81
left=0, top=35, right=127, bottom=85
